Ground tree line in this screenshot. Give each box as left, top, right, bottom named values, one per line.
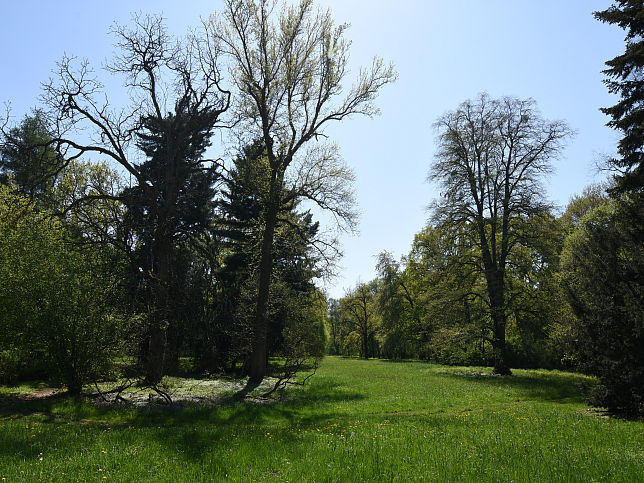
left=332, top=1, right=643, bottom=417
left=0, top=0, right=641, bottom=417
left=0, top=0, right=395, bottom=395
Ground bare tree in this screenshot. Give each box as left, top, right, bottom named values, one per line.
left=430, top=94, right=572, bottom=375
left=208, top=0, right=397, bottom=384
left=40, top=14, right=230, bottom=384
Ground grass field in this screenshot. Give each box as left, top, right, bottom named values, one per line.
left=0, top=357, right=642, bottom=481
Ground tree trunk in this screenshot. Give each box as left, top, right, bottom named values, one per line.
left=362, top=327, right=369, bottom=359
left=247, top=200, right=279, bottom=385
left=487, top=270, right=512, bottom=375
left=491, top=316, right=511, bottom=375
left=145, top=235, right=170, bottom=385
left=490, top=294, right=511, bottom=375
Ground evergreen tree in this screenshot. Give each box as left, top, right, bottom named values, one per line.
left=0, top=111, right=63, bottom=208
left=121, top=105, right=222, bottom=379
left=560, top=198, right=644, bottom=416
left=208, top=141, right=324, bottom=374
left=595, top=1, right=644, bottom=192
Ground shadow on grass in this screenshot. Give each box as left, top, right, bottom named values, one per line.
left=443, top=369, right=591, bottom=404
left=0, top=376, right=365, bottom=464
left=355, top=357, right=591, bottom=405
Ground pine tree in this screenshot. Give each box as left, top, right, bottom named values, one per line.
left=595, top=0, right=644, bottom=192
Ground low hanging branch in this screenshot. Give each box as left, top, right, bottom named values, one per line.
left=262, top=358, right=319, bottom=398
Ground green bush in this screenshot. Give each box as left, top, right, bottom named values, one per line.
left=560, top=197, right=644, bottom=416
left=0, top=186, right=127, bottom=394
left=425, top=327, right=492, bottom=366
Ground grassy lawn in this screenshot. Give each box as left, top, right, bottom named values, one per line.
left=0, top=357, right=642, bottom=481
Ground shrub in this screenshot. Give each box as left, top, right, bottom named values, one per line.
left=0, top=186, right=127, bottom=394
left=560, top=197, right=644, bottom=416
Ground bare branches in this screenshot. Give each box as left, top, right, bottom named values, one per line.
left=261, top=358, right=318, bottom=398
left=41, top=54, right=143, bottom=186
left=285, top=143, right=357, bottom=232
left=429, top=94, right=573, bottom=373
left=209, top=0, right=396, bottom=166
left=431, top=93, right=573, bottom=240
left=107, top=13, right=174, bottom=119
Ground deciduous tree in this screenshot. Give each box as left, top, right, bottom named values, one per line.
left=209, top=0, right=396, bottom=383
left=340, top=282, right=380, bottom=359
left=430, top=94, right=572, bottom=374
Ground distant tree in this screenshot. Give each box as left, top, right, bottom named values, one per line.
left=208, top=0, right=396, bottom=384
left=40, top=14, right=229, bottom=385
left=326, top=298, right=343, bottom=355
left=376, top=251, right=421, bottom=359
left=595, top=0, right=644, bottom=192
left=430, top=94, right=572, bottom=374
left=340, top=282, right=380, bottom=359
left=559, top=184, right=610, bottom=229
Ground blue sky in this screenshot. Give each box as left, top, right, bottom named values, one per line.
left=0, top=1, right=625, bottom=298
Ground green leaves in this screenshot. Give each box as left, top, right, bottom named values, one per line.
left=0, top=186, right=126, bottom=392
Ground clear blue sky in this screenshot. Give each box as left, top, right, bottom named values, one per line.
left=0, top=0, right=625, bottom=299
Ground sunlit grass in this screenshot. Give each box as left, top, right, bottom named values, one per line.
left=0, top=357, right=642, bottom=481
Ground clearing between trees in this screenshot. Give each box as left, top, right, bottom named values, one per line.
left=0, top=356, right=642, bottom=481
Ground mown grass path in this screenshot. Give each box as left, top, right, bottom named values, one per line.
left=1, top=357, right=642, bottom=481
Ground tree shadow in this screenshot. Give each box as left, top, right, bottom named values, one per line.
left=361, top=357, right=590, bottom=405
left=442, top=369, right=591, bottom=404
left=0, top=376, right=365, bottom=465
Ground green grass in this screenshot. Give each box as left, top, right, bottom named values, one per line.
left=0, top=357, right=642, bottom=481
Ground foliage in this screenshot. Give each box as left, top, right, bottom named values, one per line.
left=376, top=252, right=422, bottom=359
left=0, top=186, right=127, bottom=393
left=0, top=110, right=62, bottom=207
left=404, top=224, right=491, bottom=364
left=560, top=195, right=644, bottom=416
left=595, top=0, right=644, bottom=192
left=546, top=185, right=610, bottom=368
